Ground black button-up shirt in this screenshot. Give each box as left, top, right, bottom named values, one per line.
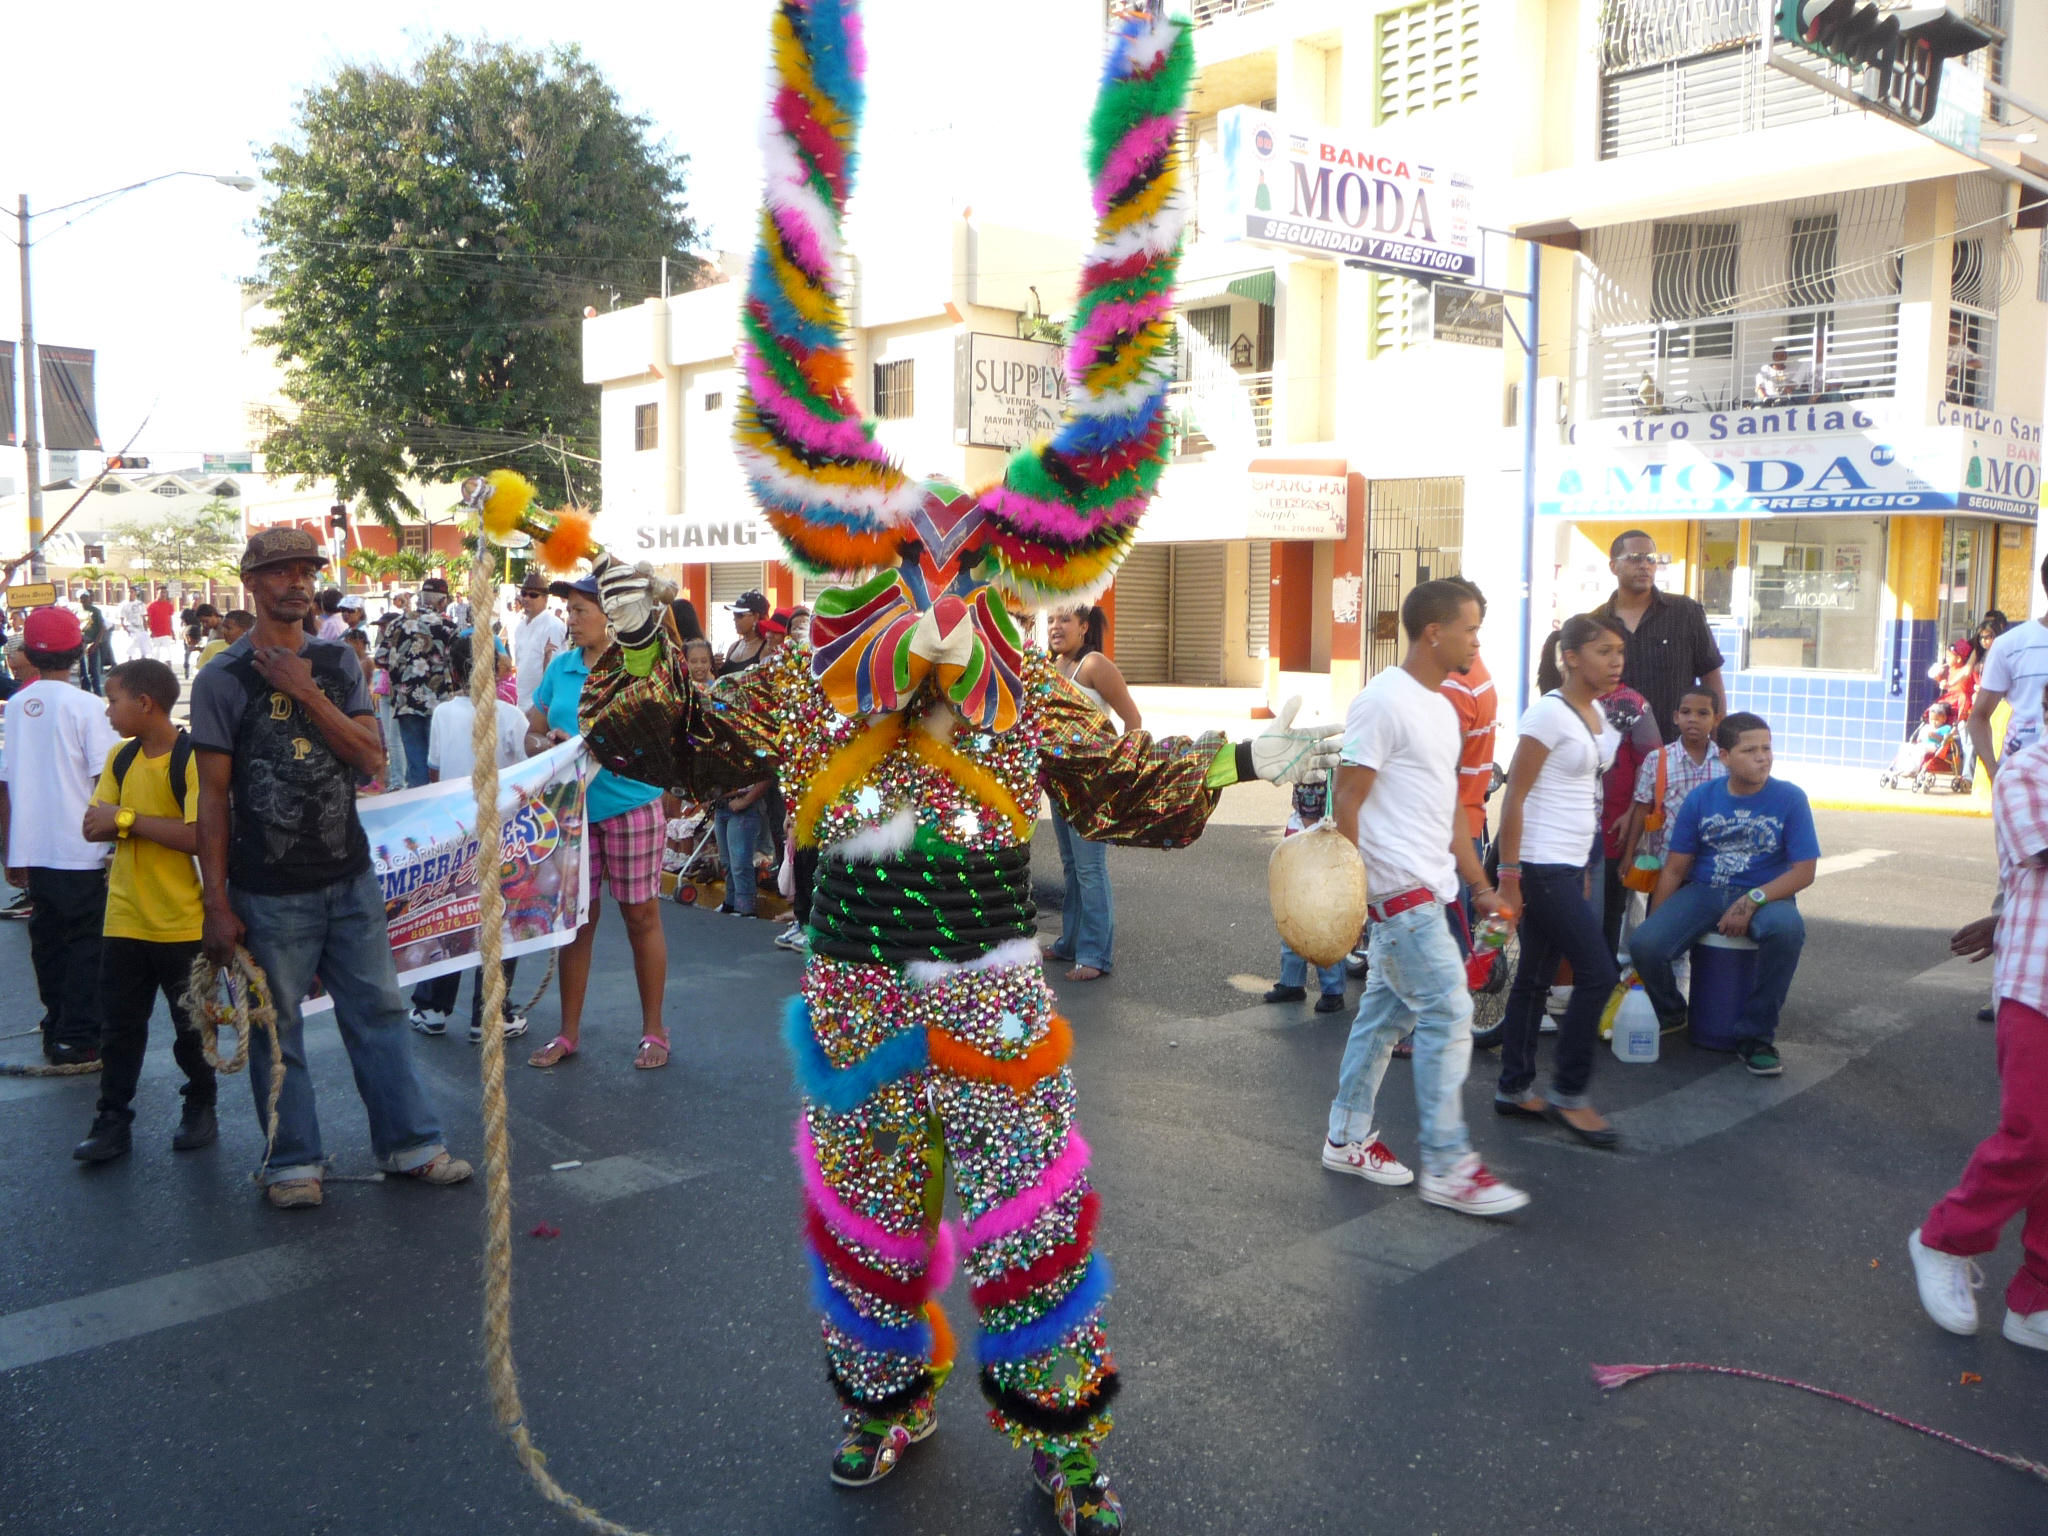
left=1596, top=587, right=1724, bottom=743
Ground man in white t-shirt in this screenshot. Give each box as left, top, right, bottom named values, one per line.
left=510, top=573, right=565, bottom=712
left=1321, top=579, right=1529, bottom=1219
left=118, top=594, right=149, bottom=664
left=1973, top=562, right=2048, bottom=778
left=0, top=606, right=123, bottom=1064
left=410, top=643, right=530, bottom=1043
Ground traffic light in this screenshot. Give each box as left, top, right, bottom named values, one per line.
left=328, top=504, right=348, bottom=532
left=106, top=455, right=150, bottom=470
left=1778, top=2, right=1994, bottom=125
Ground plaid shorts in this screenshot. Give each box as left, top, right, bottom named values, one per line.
left=589, top=799, right=665, bottom=905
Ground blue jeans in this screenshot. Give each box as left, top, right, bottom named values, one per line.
left=1631, top=884, right=1806, bottom=1044
left=1279, top=941, right=1345, bottom=996
left=1496, top=857, right=1617, bottom=1110
left=231, top=870, right=449, bottom=1185
left=1326, top=900, right=1474, bottom=1175
left=1048, top=809, right=1114, bottom=972
left=715, top=802, right=763, bottom=914
left=397, top=712, right=433, bottom=789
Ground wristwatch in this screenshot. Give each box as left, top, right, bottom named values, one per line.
left=115, top=808, right=137, bottom=840
left=1746, top=886, right=1768, bottom=907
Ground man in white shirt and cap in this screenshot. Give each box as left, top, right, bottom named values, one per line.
left=510, top=571, right=565, bottom=713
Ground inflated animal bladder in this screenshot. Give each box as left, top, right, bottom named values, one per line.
left=1269, top=822, right=1367, bottom=968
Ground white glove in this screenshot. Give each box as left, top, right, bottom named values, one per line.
left=593, top=556, right=676, bottom=648
left=1250, top=696, right=1342, bottom=786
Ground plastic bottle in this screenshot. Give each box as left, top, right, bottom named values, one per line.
left=1611, top=982, right=1660, bottom=1064
left=1473, top=915, right=1512, bottom=952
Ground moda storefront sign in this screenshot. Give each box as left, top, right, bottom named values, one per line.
left=1539, top=419, right=2042, bottom=523
left=1216, top=107, right=1477, bottom=281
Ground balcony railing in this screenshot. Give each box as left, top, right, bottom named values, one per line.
left=1166, top=369, right=1275, bottom=454
left=1592, top=302, right=1899, bottom=417
left=1190, top=0, right=1277, bottom=25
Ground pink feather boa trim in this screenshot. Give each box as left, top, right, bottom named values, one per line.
left=963, top=1131, right=1092, bottom=1251
left=746, top=348, right=883, bottom=462
left=1094, top=115, right=1179, bottom=216
left=1071, top=290, right=1175, bottom=364
left=795, top=1120, right=943, bottom=1265
left=980, top=488, right=1148, bottom=544
left=766, top=200, right=834, bottom=282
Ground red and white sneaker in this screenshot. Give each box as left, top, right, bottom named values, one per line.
left=1320, top=1135, right=1414, bottom=1186
left=1417, top=1153, right=1530, bottom=1217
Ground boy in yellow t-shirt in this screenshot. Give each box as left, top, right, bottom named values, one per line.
left=71, top=659, right=217, bottom=1163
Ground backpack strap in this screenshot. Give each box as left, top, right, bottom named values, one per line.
left=109, top=730, right=194, bottom=816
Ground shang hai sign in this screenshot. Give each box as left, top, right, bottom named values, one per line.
left=1217, top=106, right=1477, bottom=281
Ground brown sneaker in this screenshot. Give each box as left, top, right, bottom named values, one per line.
left=266, top=1178, right=323, bottom=1209
left=402, top=1151, right=473, bottom=1186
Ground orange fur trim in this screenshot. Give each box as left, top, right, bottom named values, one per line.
left=925, top=1298, right=955, bottom=1372
left=906, top=730, right=1031, bottom=841
left=802, top=350, right=852, bottom=397
left=797, top=715, right=905, bottom=847
left=763, top=509, right=904, bottom=572
left=927, top=1016, right=1073, bottom=1092
left=537, top=508, right=597, bottom=573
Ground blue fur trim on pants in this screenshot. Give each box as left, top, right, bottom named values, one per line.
left=783, top=997, right=930, bottom=1113
left=976, top=1255, right=1114, bottom=1365
left=809, top=1252, right=932, bottom=1358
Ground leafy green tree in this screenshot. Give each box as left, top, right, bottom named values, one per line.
left=111, top=500, right=245, bottom=588
left=253, top=37, right=701, bottom=527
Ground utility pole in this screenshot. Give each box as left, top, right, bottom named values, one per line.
left=17, top=195, right=44, bottom=583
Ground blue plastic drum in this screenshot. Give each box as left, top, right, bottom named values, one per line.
left=1688, top=932, right=1760, bottom=1053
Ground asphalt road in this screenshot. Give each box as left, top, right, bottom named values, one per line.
left=2, top=807, right=2044, bottom=1536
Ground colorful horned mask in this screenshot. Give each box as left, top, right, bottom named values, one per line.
left=736, top=1, right=1193, bottom=728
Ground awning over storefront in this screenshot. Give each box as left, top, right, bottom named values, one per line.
left=1224, top=270, right=1276, bottom=305
left=1538, top=406, right=2042, bottom=524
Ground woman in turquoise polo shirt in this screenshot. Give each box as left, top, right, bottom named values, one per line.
left=525, top=577, right=672, bottom=1070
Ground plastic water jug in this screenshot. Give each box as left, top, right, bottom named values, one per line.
left=1611, top=983, right=1660, bottom=1064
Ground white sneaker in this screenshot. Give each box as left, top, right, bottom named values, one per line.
left=774, top=923, right=807, bottom=952
left=1418, top=1153, right=1531, bottom=1218
left=2003, top=1307, right=2048, bottom=1352
left=409, top=1006, right=450, bottom=1037
left=1320, top=1135, right=1414, bottom=1186
left=471, top=1013, right=530, bottom=1043
left=1908, top=1228, right=1983, bottom=1335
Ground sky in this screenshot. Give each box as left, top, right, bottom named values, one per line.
left=3, top=0, right=1103, bottom=479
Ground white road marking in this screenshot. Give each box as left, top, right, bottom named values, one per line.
left=0, top=1243, right=323, bottom=1375
left=547, top=1154, right=704, bottom=1205
left=1814, top=848, right=1895, bottom=878
left=1908, top=955, right=1995, bottom=994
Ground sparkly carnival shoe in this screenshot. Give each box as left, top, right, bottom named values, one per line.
left=827, top=1394, right=937, bottom=1488
left=1032, top=1446, right=1125, bottom=1535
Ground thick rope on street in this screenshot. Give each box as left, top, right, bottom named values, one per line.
left=0, top=1057, right=102, bottom=1077
left=467, top=545, right=649, bottom=1536
left=185, top=945, right=283, bottom=1173
left=510, top=952, right=558, bottom=1019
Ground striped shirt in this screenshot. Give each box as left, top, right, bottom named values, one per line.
left=1442, top=655, right=1497, bottom=841
left=1597, top=587, right=1724, bottom=744
left=1994, top=745, right=2048, bottom=1018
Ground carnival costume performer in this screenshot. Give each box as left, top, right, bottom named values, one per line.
left=572, top=6, right=1336, bottom=1532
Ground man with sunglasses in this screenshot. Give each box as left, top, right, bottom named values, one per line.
left=1597, top=530, right=1726, bottom=744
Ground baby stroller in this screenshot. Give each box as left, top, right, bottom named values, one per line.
left=1878, top=703, right=1970, bottom=796
left=663, top=801, right=726, bottom=905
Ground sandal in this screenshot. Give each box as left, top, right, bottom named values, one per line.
left=528, top=1035, right=577, bottom=1069
left=634, top=1034, right=670, bottom=1070
left=1064, top=965, right=1106, bottom=982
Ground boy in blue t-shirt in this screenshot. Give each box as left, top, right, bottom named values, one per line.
left=1629, top=711, right=1821, bottom=1076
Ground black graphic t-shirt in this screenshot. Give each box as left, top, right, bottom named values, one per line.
left=189, top=635, right=374, bottom=895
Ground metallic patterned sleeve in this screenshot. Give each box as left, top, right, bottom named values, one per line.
left=580, top=638, right=793, bottom=799
left=1032, top=654, right=1231, bottom=848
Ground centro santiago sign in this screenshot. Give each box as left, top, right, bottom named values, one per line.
left=1541, top=420, right=2042, bottom=521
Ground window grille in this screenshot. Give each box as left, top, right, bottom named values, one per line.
left=1375, top=0, right=1481, bottom=124
left=873, top=359, right=915, bottom=420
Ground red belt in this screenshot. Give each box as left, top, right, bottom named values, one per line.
left=1368, top=887, right=1436, bottom=923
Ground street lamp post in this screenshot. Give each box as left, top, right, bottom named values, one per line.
left=14, top=171, right=256, bottom=583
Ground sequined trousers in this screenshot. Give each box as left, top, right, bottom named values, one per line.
left=792, top=946, right=1117, bottom=1452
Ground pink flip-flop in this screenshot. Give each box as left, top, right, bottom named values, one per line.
left=634, top=1034, right=670, bottom=1070
left=528, top=1035, right=577, bottom=1069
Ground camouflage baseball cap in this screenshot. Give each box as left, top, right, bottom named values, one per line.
left=239, top=526, right=331, bottom=574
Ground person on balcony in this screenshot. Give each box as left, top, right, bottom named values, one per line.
left=1754, top=346, right=1812, bottom=405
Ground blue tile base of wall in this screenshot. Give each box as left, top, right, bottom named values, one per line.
left=1723, top=619, right=1935, bottom=770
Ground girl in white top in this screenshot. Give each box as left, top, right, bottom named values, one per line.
left=1492, top=613, right=1627, bottom=1146
left=1043, top=603, right=1140, bottom=982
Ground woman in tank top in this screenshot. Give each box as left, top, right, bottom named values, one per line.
left=1493, top=612, right=1628, bottom=1148
left=1043, top=602, right=1142, bottom=982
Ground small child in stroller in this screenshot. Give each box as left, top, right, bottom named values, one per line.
left=1879, top=699, right=1969, bottom=794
